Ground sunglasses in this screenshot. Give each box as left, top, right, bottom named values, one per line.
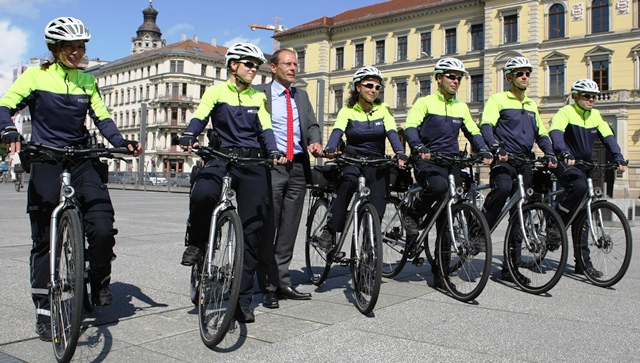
left=443, top=73, right=463, bottom=82
left=361, top=82, right=382, bottom=91
left=237, top=60, right=259, bottom=69
left=515, top=71, right=531, bottom=78
left=581, top=93, right=597, bottom=100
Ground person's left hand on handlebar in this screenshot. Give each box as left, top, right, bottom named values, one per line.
left=542, top=154, right=558, bottom=169
left=269, top=151, right=286, bottom=166
left=396, top=152, right=408, bottom=168
left=614, top=158, right=628, bottom=172
left=324, top=146, right=342, bottom=159
left=121, top=140, right=143, bottom=157
left=477, top=149, right=493, bottom=165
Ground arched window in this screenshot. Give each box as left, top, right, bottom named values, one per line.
left=549, top=4, right=565, bottom=38
left=592, top=0, right=609, bottom=33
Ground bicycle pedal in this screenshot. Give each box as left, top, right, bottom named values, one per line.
left=339, top=258, right=351, bottom=266
left=412, top=257, right=424, bottom=267
left=333, top=251, right=346, bottom=261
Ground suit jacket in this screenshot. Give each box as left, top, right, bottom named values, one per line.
left=254, top=82, right=321, bottom=184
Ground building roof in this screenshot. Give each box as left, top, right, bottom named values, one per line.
left=98, top=39, right=228, bottom=70
left=95, top=39, right=271, bottom=71
left=276, top=0, right=465, bottom=36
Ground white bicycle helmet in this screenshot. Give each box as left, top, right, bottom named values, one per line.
left=571, top=78, right=600, bottom=94
left=352, top=66, right=384, bottom=89
left=504, top=56, right=533, bottom=75
left=434, top=58, right=466, bottom=75
left=44, top=17, right=91, bottom=46
left=225, top=42, right=267, bottom=67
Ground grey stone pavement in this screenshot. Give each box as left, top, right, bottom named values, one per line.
left=1, top=182, right=639, bottom=362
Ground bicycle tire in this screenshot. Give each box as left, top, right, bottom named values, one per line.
left=436, top=203, right=492, bottom=302
left=305, top=198, right=332, bottom=285
left=504, top=202, right=568, bottom=294
left=51, top=209, right=84, bottom=363
left=573, top=201, right=632, bottom=287
left=350, top=203, right=382, bottom=315
left=198, top=210, right=243, bottom=348
left=190, top=262, right=200, bottom=306
left=381, top=196, right=409, bottom=278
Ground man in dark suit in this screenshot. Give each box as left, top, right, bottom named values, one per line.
left=255, top=49, right=323, bottom=308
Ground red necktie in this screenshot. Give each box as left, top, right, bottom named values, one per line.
left=285, top=88, right=294, bottom=160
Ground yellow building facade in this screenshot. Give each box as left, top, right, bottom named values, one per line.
left=276, top=0, right=640, bottom=196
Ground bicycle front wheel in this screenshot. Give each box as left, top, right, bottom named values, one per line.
left=305, top=197, right=332, bottom=285
left=436, top=203, right=492, bottom=302
left=51, top=209, right=84, bottom=363
left=381, top=196, right=408, bottom=278
left=573, top=201, right=632, bottom=287
left=350, top=203, right=382, bottom=315
left=504, top=202, right=568, bottom=294
left=198, top=210, right=243, bottom=348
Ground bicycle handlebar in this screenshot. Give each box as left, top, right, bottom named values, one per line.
left=334, top=154, right=398, bottom=168
left=574, top=159, right=618, bottom=171
left=506, top=153, right=548, bottom=165
left=193, top=146, right=269, bottom=166
left=21, top=142, right=133, bottom=161
left=428, top=152, right=485, bottom=167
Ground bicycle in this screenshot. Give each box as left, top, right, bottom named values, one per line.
left=20, top=142, right=131, bottom=363
left=540, top=160, right=632, bottom=287
left=305, top=155, right=395, bottom=315
left=14, top=163, right=23, bottom=192
left=381, top=152, right=492, bottom=302
left=466, top=154, right=569, bottom=294
left=187, top=146, right=267, bottom=348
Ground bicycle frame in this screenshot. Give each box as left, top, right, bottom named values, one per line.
left=469, top=161, right=543, bottom=250
left=544, top=168, right=606, bottom=247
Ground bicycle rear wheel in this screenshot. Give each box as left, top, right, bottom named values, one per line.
left=573, top=201, right=632, bottom=287
left=436, top=203, right=492, bottom=302
left=51, top=209, right=84, bottom=363
left=305, top=197, right=332, bottom=285
left=381, top=196, right=408, bottom=278
left=198, top=210, right=243, bottom=348
left=350, top=203, right=382, bottom=315
left=504, top=202, right=568, bottom=294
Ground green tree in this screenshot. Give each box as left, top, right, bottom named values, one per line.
left=0, top=144, right=8, bottom=161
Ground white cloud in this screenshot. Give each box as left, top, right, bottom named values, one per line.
left=166, top=23, right=195, bottom=37
left=0, top=19, right=29, bottom=97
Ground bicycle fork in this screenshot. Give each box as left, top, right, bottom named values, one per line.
left=205, top=175, right=234, bottom=280
left=49, top=170, right=74, bottom=292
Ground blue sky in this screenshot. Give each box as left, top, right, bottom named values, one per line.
left=0, top=0, right=382, bottom=95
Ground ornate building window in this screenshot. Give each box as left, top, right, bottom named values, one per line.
left=549, top=4, right=566, bottom=38
left=592, top=0, right=610, bottom=33
left=471, top=24, right=484, bottom=51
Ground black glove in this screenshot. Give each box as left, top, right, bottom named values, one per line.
left=614, top=158, right=628, bottom=167
left=396, top=152, right=409, bottom=162
left=477, top=149, right=493, bottom=160
left=1, top=126, right=22, bottom=144
left=269, top=151, right=283, bottom=163
left=413, top=144, right=429, bottom=155
left=324, top=146, right=337, bottom=154
left=560, top=152, right=575, bottom=163
left=490, top=143, right=507, bottom=157
left=542, top=154, right=558, bottom=165
left=179, top=132, right=196, bottom=148
left=120, top=140, right=139, bottom=150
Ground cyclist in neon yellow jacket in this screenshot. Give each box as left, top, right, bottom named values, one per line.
left=480, top=56, right=557, bottom=286
left=318, top=66, right=407, bottom=247
left=403, top=58, right=492, bottom=290
left=549, top=78, right=627, bottom=277
left=178, top=43, right=284, bottom=323
left=0, top=17, right=141, bottom=341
